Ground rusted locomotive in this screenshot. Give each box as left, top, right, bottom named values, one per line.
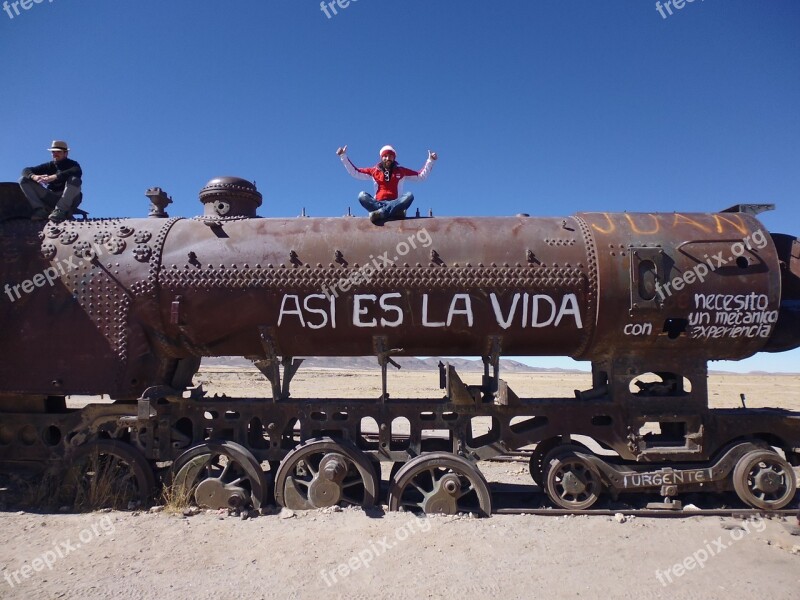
left=0, top=177, right=798, bottom=515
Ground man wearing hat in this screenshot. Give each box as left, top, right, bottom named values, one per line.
left=337, top=144, right=437, bottom=223
left=19, top=140, right=83, bottom=223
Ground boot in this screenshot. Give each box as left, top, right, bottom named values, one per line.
left=48, top=208, right=69, bottom=223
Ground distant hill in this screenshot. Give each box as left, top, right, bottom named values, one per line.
left=201, top=356, right=585, bottom=373
left=201, top=356, right=797, bottom=375
left=709, top=369, right=799, bottom=376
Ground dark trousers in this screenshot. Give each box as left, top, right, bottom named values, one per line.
left=19, top=176, right=82, bottom=212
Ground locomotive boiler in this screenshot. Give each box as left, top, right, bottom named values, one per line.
left=0, top=177, right=798, bottom=515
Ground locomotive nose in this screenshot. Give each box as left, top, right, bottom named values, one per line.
left=763, top=233, right=800, bottom=353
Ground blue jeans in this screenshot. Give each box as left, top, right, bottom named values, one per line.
left=358, top=191, right=414, bottom=219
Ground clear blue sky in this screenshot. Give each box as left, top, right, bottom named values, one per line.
left=1, top=1, right=798, bottom=372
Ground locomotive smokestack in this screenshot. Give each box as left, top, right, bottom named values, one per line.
left=199, top=176, right=262, bottom=218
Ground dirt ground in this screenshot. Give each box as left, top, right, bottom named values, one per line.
left=1, top=370, right=799, bottom=600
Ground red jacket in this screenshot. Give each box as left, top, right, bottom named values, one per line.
left=341, top=155, right=434, bottom=201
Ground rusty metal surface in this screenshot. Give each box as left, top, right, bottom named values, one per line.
left=198, top=176, right=262, bottom=219
left=579, top=211, right=782, bottom=360
left=157, top=215, right=593, bottom=359
left=1, top=180, right=800, bottom=512
left=1, top=194, right=797, bottom=400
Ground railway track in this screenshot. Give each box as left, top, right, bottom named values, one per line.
left=488, top=484, right=800, bottom=517
left=485, top=452, right=800, bottom=516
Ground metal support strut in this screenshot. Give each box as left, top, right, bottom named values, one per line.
left=482, top=336, right=502, bottom=398
left=254, top=327, right=303, bottom=401
left=373, top=336, right=402, bottom=402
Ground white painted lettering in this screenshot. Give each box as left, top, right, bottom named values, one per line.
left=422, top=294, right=445, bottom=327
left=446, top=294, right=473, bottom=327
left=278, top=295, right=305, bottom=327
left=554, top=293, right=583, bottom=329
left=379, top=293, right=403, bottom=327
left=353, top=294, right=377, bottom=327
left=530, top=295, right=556, bottom=328
left=489, top=292, right=520, bottom=330
left=303, top=294, right=330, bottom=329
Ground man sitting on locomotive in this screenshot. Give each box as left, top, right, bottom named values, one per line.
left=19, top=140, right=83, bottom=223
left=337, top=144, right=437, bottom=223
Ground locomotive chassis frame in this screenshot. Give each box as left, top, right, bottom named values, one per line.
left=2, top=354, right=799, bottom=512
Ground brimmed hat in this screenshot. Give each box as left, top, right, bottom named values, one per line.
left=379, top=145, right=396, bottom=157
left=48, top=140, right=69, bottom=152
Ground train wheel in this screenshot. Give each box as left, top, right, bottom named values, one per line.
left=387, top=453, right=492, bottom=517
left=172, top=441, right=269, bottom=510
left=529, top=439, right=561, bottom=487
left=389, top=461, right=404, bottom=481
left=61, top=439, right=155, bottom=510
left=274, top=437, right=379, bottom=510
left=732, top=449, right=798, bottom=510
left=544, top=449, right=603, bottom=510
left=529, top=438, right=592, bottom=486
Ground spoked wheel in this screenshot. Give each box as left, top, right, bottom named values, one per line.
left=732, top=449, right=798, bottom=510
left=529, top=442, right=558, bottom=487
left=172, top=441, right=270, bottom=510
left=387, top=453, right=492, bottom=517
left=529, top=439, right=590, bottom=486
left=61, top=439, right=155, bottom=510
left=544, top=449, right=603, bottom=510
left=274, top=437, right=379, bottom=510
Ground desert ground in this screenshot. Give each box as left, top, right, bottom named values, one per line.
left=1, top=368, right=799, bottom=600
